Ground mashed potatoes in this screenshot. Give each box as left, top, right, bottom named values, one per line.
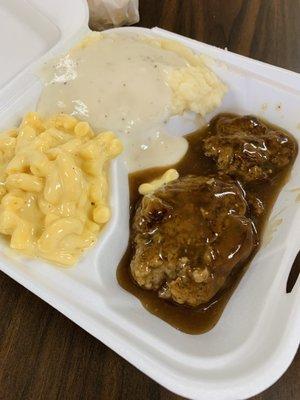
left=38, top=33, right=226, bottom=171
left=169, top=65, right=227, bottom=115
left=145, top=37, right=227, bottom=116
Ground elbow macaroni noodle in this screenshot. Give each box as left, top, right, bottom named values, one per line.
left=0, top=112, right=122, bottom=266
left=138, top=169, right=179, bottom=195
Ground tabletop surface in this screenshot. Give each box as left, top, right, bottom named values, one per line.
left=0, top=0, right=299, bottom=399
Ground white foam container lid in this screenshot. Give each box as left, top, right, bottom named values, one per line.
left=0, top=1, right=299, bottom=399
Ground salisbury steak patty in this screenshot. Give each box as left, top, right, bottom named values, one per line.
left=203, top=115, right=297, bottom=182
left=130, top=176, right=256, bottom=307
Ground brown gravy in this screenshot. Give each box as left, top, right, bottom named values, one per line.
left=117, top=114, right=298, bottom=334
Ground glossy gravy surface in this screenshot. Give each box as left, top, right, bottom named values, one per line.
left=117, top=115, right=297, bottom=334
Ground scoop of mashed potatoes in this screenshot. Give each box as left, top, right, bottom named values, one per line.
left=146, top=38, right=227, bottom=116
left=38, top=33, right=226, bottom=172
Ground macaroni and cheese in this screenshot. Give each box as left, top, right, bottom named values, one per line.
left=138, top=169, right=179, bottom=195
left=0, top=112, right=122, bottom=266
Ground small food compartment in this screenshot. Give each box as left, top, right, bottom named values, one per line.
left=0, top=4, right=300, bottom=398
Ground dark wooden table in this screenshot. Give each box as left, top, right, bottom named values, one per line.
left=1, top=1, right=299, bottom=399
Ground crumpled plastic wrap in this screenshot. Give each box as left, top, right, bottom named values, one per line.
left=88, top=0, right=139, bottom=31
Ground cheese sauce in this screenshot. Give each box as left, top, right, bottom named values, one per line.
left=37, top=34, right=189, bottom=172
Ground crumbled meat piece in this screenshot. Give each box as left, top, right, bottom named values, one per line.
left=246, top=192, right=265, bottom=216
left=203, top=115, right=297, bottom=182
left=130, top=176, right=256, bottom=307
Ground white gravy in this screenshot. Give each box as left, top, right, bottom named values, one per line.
left=38, top=34, right=189, bottom=171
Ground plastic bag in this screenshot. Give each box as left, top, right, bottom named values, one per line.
left=88, top=0, right=139, bottom=31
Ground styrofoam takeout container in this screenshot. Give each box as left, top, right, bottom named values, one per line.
left=0, top=1, right=299, bottom=399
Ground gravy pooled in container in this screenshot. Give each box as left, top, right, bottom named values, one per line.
left=117, top=114, right=297, bottom=334
left=38, top=33, right=226, bottom=172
